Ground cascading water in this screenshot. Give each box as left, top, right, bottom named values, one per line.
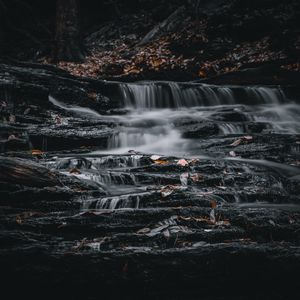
left=48, top=82, right=300, bottom=210
left=119, top=82, right=286, bottom=109
left=99, top=82, right=298, bottom=155
left=49, top=82, right=299, bottom=156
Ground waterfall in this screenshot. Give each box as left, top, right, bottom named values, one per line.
left=119, top=82, right=286, bottom=109
left=95, top=194, right=142, bottom=209
left=46, top=81, right=300, bottom=213
left=48, top=83, right=299, bottom=156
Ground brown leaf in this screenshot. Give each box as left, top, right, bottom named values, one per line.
left=230, top=139, right=243, bottom=147
left=154, top=159, right=169, bottom=165
left=31, top=149, right=44, bottom=156
left=69, top=168, right=81, bottom=175
left=198, top=69, right=206, bottom=77
left=215, top=220, right=231, bottom=226
left=211, top=200, right=217, bottom=209
left=177, top=159, right=189, bottom=167
left=243, top=135, right=253, bottom=141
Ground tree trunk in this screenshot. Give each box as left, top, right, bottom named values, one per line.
left=0, top=1, right=7, bottom=56
left=54, top=0, right=84, bottom=62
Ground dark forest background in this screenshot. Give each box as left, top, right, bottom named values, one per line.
left=0, top=0, right=299, bottom=81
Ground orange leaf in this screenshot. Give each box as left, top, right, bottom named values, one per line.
left=211, top=200, right=217, bottom=209
left=31, top=149, right=43, bottom=156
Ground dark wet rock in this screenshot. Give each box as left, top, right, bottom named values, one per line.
left=0, top=156, right=106, bottom=209
left=180, top=122, right=219, bottom=138
left=0, top=62, right=121, bottom=115
left=0, top=151, right=300, bottom=299
left=15, top=114, right=46, bottom=124
left=210, top=110, right=248, bottom=122
left=0, top=60, right=299, bottom=300
left=0, top=123, right=31, bottom=153
left=2, top=138, right=30, bottom=152
left=247, top=122, right=268, bottom=133
left=28, top=125, right=113, bottom=151
left=0, top=156, right=61, bottom=188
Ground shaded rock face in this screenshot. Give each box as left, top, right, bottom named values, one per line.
left=28, top=126, right=113, bottom=151
left=1, top=152, right=300, bottom=300
left=180, top=122, right=219, bottom=138
left=0, top=156, right=60, bottom=188
left=0, top=62, right=300, bottom=299
left=0, top=156, right=106, bottom=209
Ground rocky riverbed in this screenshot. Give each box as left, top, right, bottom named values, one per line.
left=0, top=62, right=300, bottom=299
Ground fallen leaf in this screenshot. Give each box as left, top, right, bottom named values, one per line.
left=211, top=200, right=217, bottom=209
left=177, top=159, right=189, bottom=166
left=230, top=139, right=243, bottom=147
left=160, top=185, right=182, bottom=197
left=243, top=135, right=253, bottom=141
left=69, top=168, right=81, bottom=174
left=150, top=155, right=162, bottom=161
left=154, top=159, right=169, bottom=165
left=215, top=220, right=231, bottom=226
left=198, top=69, right=206, bottom=77
left=230, top=136, right=253, bottom=147
left=229, top=151, right=236, bottom=157
left=31, top=149, right=43, bottom=156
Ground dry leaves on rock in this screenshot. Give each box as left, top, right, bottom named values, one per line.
left=230, top=136, right=253, bottom=147
left=160, top=185, right=185, bottom=197
left=69, top=168, right=81, bottom=175
left=177, top=159, right=189, bottom=166
left=31, top=149, right=44, bottom=156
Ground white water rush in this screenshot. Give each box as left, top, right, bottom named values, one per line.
left=104, top=82, right=298, bottom=155
left=48, top=82, right=300, bottom=211
left=49, top=83, right=299, bottom=156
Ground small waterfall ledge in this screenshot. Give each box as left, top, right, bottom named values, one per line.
left=118, top=82, right=286, bottom=109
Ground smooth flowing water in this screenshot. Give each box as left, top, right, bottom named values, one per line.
left=92, top=82, right=299, bottom=155
left=49, top=82, right=300, bottom=210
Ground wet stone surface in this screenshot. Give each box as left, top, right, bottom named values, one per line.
left=0, top=67, right=300, bottom=299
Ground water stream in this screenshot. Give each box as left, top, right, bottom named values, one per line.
left=48, top=82, right=300, bottom=210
